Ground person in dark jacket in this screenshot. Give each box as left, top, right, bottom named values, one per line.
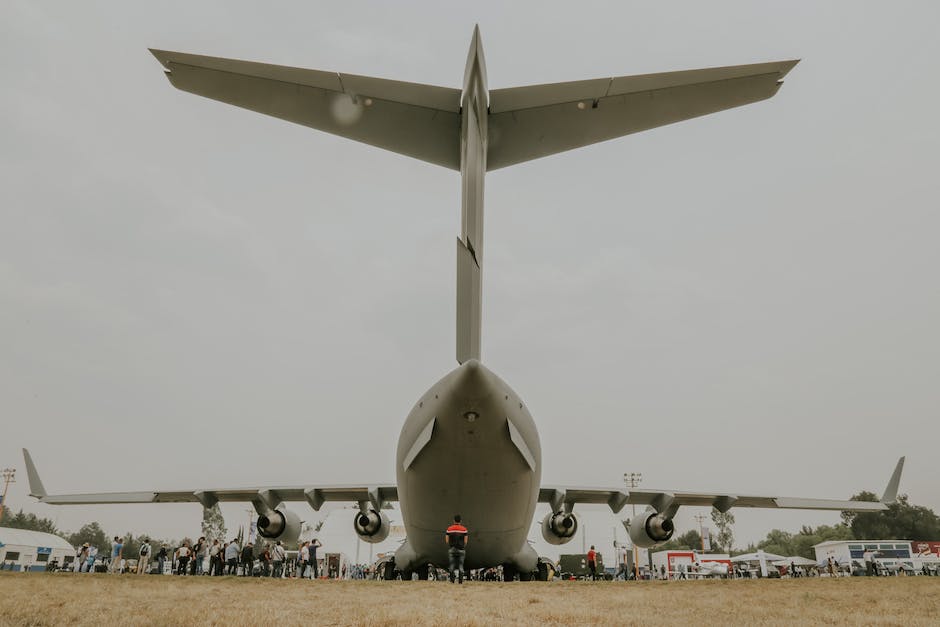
left=241, top=542, right=254, bottom=576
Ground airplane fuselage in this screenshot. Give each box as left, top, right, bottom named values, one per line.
left=392, top=30, right=542, bottom=573
left=395, top=360, right=542, bottom=571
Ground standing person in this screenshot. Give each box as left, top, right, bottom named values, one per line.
left=827, top=556, right=836, bottom=577
left=863, top=549, right=874, bottom=576
left=137, top=537, right=152, bottom=575
left=225, top=539, right=240, bottom=575
left=299, top=542, right=309, bottom=578
left=618, top=544, right=630, bottom=580
left=240, top=542, right=254, bottom=577
left=76, top=544, right=89, bottom=573
left=192, top=537, right=206, bottom=576
left=272, top=541, right=286, bottom=578
left=308, top=538, right=322, bottom=579
left=110, top=537, right=124, bottom=574
left=586, top=546, right=598, bottom=581
left=260, top=544, right=272, bottom=577
left=156, top=545, right=168, bottom=575
left=444, top=514, right=468, bottom=584
left=85, top=547, right=97, bottom=573
left=175, top=542, right=191, bottom=575
left=208, top=539, right=221, bottom=576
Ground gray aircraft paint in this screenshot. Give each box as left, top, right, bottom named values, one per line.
left=20, top=27, right=903, bottom=576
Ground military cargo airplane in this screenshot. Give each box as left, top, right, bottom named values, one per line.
left=23, top=27, right=905, bottom=580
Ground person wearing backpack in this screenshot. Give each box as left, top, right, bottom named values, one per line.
left=272, top=541, right=286, bottom=578
left=137, top=537, right=152, bottom=575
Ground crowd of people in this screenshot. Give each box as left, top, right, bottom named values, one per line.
left=59, top=534, right=380, bottom=579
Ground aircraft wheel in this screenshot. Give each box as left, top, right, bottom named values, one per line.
left=382, top=562, right=395, bottom=581
left=519, top=570, right=534, bottom=582
left=502, top=563, right=517, bottom=582
left=416, top=565, right=429, bottom=580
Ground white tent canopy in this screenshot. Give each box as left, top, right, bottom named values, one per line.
left=772, top=556, right=817, bottom=567
left=731, top=551, right=786, bottom=563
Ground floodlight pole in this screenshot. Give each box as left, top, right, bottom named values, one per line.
left=624, top=472, right=642, bottom=580
left=0, top=468, right=15, bottom=524
left=694, top=514, right=707, bottom=552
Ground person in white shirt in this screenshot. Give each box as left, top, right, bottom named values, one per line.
left=300, top=542, right=310, bottom=578
left=224, top=539, right=240, bottom=575
left=272, top=541, right=286, bottom=578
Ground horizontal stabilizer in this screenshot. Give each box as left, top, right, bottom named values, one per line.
left=487, top=59, right=798, bottom=169
left=150, top=49, right=461, bottom=169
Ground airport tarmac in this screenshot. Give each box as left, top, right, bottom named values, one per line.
left=0, top=572, right=935, bottom=625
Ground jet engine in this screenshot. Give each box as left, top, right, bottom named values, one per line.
left=257, top=508, right=302, bottom=544
left=540, top=512, right=579, bottom=545
left=353, top=509, right=390, bottom=544
left=628, top=508, right=675, bottom=548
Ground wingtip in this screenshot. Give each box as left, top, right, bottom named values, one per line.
left=778, top=59, right=800, bottom=78
left=22, top=448, right=47, bottom=499
left=149, top=48, right=173, bottom=71
left=881, top=456, right=905, bottom=505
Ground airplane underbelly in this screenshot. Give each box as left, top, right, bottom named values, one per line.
left=395, top=360, right=541, bottom=569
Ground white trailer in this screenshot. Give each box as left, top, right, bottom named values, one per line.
left=0, top=528, right=75, bottom=572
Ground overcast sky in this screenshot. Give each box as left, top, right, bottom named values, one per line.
left=2, top=1, right=938, bottom=559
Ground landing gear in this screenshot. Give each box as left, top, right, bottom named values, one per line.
left=382, top=561, right=395, bottom=581
left=519, top=570, right=534, bottom=582
left=416, top=564, right=430, bottom=580
left=502, top=563, right=517, bottom=582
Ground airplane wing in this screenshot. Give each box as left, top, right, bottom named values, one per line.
left=487, top=59, right=799, bottom=170
left=22, top=449, right=396, bottom=512
left=538, top=457, right=905, bottom=515
left=149, top=49, right=461, bottom=169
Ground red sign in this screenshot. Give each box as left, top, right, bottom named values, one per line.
left=911, top=541, right=940, bottom=557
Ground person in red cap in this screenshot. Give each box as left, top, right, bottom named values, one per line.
left=445, top=514, right=469, bottom=584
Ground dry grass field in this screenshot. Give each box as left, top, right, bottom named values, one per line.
left=0, top=572, right=937, bottom=626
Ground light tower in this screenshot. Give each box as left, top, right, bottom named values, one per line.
left=0, top=467, right=15, bottom=524
left=693, top=513, right=708, bottom=551
left=623, top=472, right=642, bottom=579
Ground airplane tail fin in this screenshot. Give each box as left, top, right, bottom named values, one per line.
left=22, top=448, right=47, bottom=499
left=880, top=456, right=905, bottom=505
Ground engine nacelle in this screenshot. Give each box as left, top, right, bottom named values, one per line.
left=353, top=509, right=390, bottom=544
left=628, top=508, right=675, bottom=548
left=257, top=509, right=302, bottom=545
left=541, top=512, right=579, bottom=545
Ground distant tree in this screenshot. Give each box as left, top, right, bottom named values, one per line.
left=67, top=522, right=110, bottom=552
left=0, top=509, right=59, bottom=535
left=201, top=504, right=227, bottom=542
left=656, top=529, right=702, bottom=551
left=842, top=493, right=940, bottom=540
left=756, top=524, right=853, bottom=559
left=710, top=509, right=735, bottom=553
left=121, top=533, right=141, bottom=559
